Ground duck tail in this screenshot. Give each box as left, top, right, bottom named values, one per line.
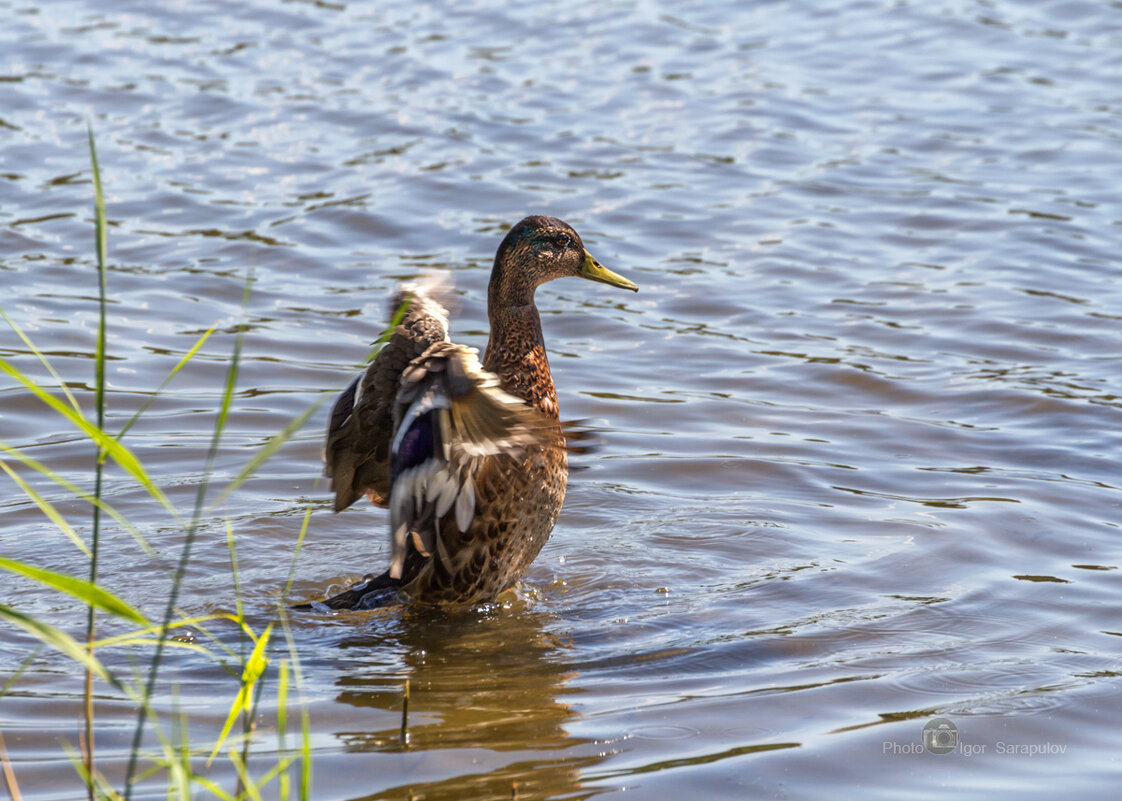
left=392, top=272, right=457, bottom=329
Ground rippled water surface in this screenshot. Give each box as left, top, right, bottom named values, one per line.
left=3, top=0, right=1121, bottom=798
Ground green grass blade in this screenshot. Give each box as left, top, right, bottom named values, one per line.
left=87, top=117, right=108, bottom=471
left=0, top=604, right=120, bottom=690
left=210, top=399, right=323, bottom=511
left=171, top=717, right=192, bottom=801
left=0, top=557, right=150, bottom=627
left=0, top=458, right=90, bottom=557
left=173, top=693, right=192, bottom=801
left=242, top=622, right=274, bottom=784
left=126, top=270, right=253, bottom=799
left=239, top=755, right=296, bottom=801
left=299, top=707, right=311, bottom=801
left=61, top=741, right=127, bottom=801
left=86, top=121, right=109, bottom=801
left=60, top=743, right=97, bottom=801
left=91, top=612, right=233, bottom=650
left=0, top=357, right=179, bottom=523
left=0, top=305, right=82, bottom=416
left=129, top=763, right=163, bottom=786
left=277, top=660, right=289, bottom=740
left=228, top=748, right=265, bottom=801
left=192, top=777, right=236, bottom=801
left=211, top=276, right=252, bottom=443
left=92, top=636, right=210, bottom=655
left=87, top=123, right=108, bottom=295
left=0, top=645, right=42, bottom=699
left=281, top=506, right=313, bottom=605
left=225, top=519, right=244, bottom=623
left=274, top=610, right=310, bottom=801
left=88, top=119, right=108, bottom=451
left=277, top=659, right=290, bottom=801
left=0, top=441, right=155, bottom=557
left=114, top=323, right=218, bottom=443
left=158, top=615, right=243, bottom=667
left=208, top=623, right=272, bottom=764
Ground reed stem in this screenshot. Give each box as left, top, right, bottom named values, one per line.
left=400, top=679, right=411, bottom=747
left=84, top=120, right=109, bottom=801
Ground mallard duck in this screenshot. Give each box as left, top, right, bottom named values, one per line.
left=303, top=215, right=637, bottom=610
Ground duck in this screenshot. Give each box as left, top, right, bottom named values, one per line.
left=301, top=215, right=637, bottom=610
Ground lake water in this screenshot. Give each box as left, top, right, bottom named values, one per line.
left=2, top=0, right=1121, bottom=798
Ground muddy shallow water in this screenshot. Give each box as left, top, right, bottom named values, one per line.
left=2, top=0, right=1121, bottom=798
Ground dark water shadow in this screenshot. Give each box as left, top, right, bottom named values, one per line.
left=317, top=601, right=608, bottom=800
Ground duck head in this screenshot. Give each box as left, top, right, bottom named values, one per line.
left=489, top=215, right=638, bottom=308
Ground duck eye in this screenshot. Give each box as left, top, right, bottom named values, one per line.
left=556, top=234, right=572, bottom=249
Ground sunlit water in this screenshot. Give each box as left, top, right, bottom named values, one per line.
left=2, top=0, right=1121, bottom=798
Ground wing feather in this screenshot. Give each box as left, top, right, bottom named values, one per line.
left=323, top=281, right=451, bottom=512
left=386, top=343, right=556, bottom=580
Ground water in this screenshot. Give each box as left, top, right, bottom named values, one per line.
left=2, top=0, right=1121, bottom=797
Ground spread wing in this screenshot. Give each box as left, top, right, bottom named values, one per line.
left=386, top=342, right=556, bottom=580
left=324, top=282, right=450, bottom=512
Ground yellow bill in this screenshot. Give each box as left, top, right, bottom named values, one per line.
left=580, top=250, right=638, bottom=292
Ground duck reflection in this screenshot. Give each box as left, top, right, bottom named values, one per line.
left=327, top=601, right=606, bottom=800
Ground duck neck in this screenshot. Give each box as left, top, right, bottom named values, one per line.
left=483, top=301, right=559, bottom=419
